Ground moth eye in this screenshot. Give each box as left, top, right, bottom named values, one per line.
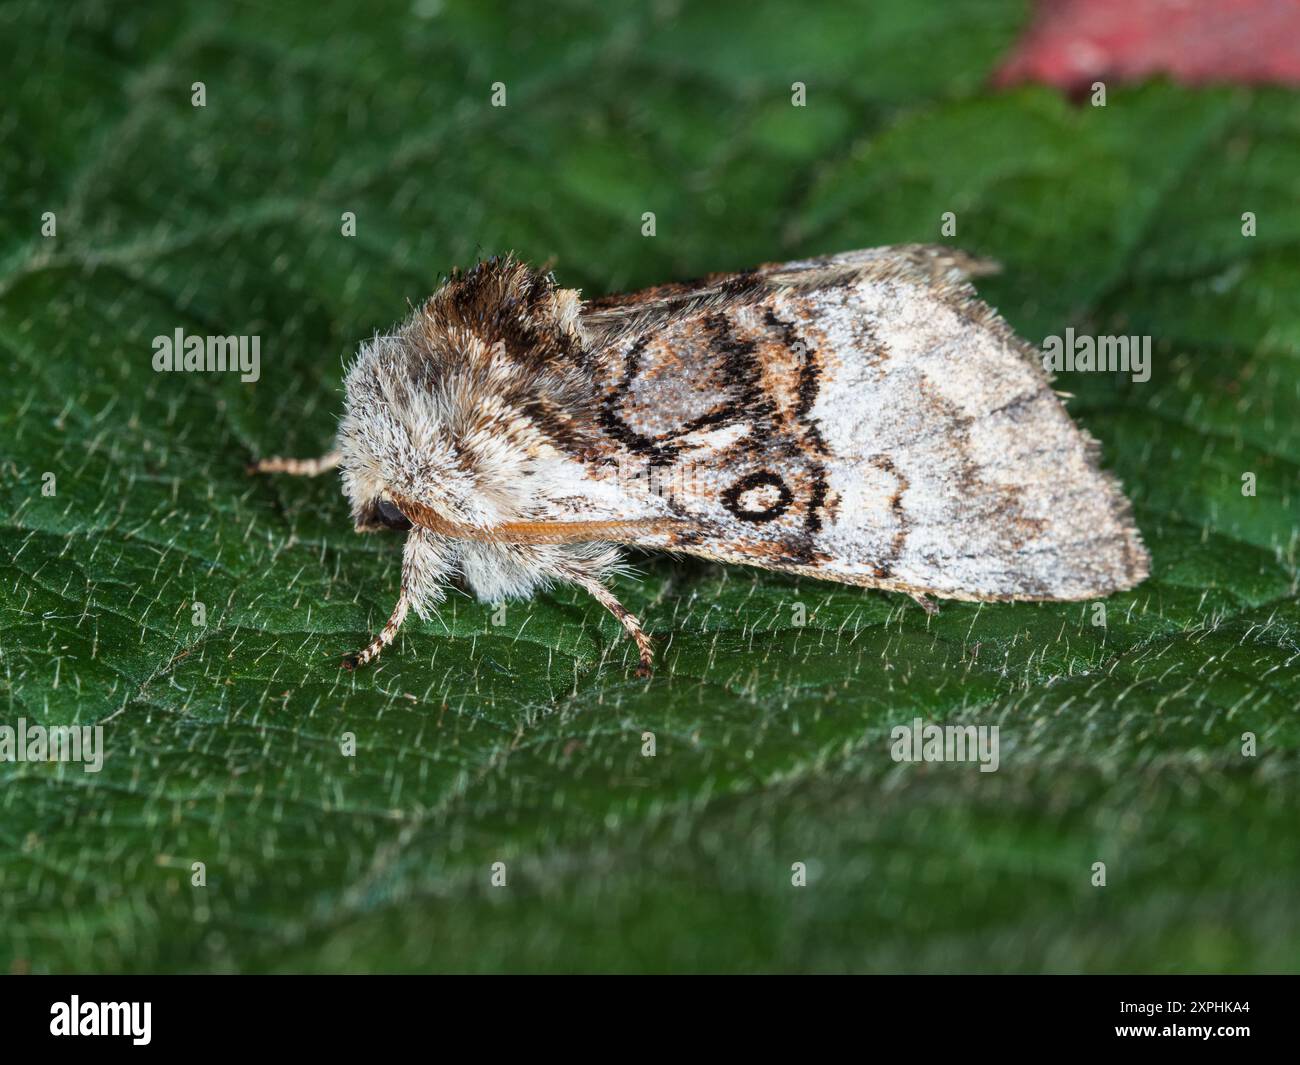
left=375, top=498, right=412, bottom=531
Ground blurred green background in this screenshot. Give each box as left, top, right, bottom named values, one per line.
left=0, top=0, right=1297, bottom=972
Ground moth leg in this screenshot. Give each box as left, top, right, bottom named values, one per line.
left=566, top=572, right=654, bottom=678
left=910, top=592, right=940, bottom=617
left=247, top=450, right=341, bottom=476
left=341, top=586, right=410, bottom=671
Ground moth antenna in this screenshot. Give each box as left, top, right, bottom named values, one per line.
left=341, top=585, right=411, bottom=670
left=247, top=450, right=341, bottom=477
left=563, top=569, right=654, bottom=678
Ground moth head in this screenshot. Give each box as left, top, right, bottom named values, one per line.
left=336, top=328, right=484, bottom=534
left=336, top=255, right=595, bottom=535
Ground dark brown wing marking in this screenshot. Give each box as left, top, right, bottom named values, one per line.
left=760, top=307, right=830, bottom=535
left=585, top=289, right=844, bottom=566
left=721, top=471, right=794, bottom=522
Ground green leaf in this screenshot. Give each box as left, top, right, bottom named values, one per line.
left=1, top=0, right=1296, bottom=973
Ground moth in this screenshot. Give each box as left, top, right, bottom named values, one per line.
left=251, top=246, right=1148, bottom=674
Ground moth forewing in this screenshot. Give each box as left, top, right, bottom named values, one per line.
left=250, top=247, right=1148, bottom=673
left=577, top=246, right=1148, bottom=603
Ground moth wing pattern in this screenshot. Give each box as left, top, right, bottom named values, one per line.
left=573, top=245, right=1149, bottom=602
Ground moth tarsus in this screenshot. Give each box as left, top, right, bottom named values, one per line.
left=910, top=593, right=940, bottom=617
left=560, top=564, right=655, bottom=676
left=252, top=246, right=1148, bottom=675
left=340, top=586, right=411, bottom=671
